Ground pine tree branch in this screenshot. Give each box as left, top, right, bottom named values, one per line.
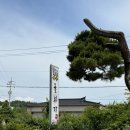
left=83, top=18, right=130, bottom=91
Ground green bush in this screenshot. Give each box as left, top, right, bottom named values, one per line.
left=5, top=122, right=29, bottom=130
left=57, top=114, right=85, bottom=130
left=1, top=101, right=130, bottom=130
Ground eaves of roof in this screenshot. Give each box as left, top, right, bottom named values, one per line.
left=27, top=97, right=102, bottom=107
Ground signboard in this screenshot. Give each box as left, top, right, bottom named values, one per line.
left=49, top=65, right=59, bottom=124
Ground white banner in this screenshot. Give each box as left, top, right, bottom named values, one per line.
left=49, top=65, right=59, bottom=124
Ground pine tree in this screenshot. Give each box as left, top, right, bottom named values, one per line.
left=67, top=30, right=124, bottom=82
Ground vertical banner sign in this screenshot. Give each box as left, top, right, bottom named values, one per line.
left=49, top=65, right=59, bottom=124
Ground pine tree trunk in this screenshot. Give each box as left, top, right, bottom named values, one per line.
left=125, top=63, right=130, bottom=91
left=84, top=19, right=130, bottom=91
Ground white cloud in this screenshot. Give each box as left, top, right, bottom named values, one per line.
left=0, top=6, right=72, bottom=85
left=0, top=96, right=34, bottom=102
left=0, top=1, right=127, bottom=105
left=0, top=12, right=72, bottom=49
left=0, top=97, right=8, bottom=102
left=14, top=96, right=34, bottom=102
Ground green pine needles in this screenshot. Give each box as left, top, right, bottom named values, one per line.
left=67, top=30, right=124, bottom=82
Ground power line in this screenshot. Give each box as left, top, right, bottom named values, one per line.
left=0, top=85, right=126, bottom=88
left=0, top=70, right=53, bottom=72
left=0, top=70, right=66, bottom=72
left=0, top=37, right=130, bottom=53
left=0, top=42, right=130, bottom=58
left=0, top=49, right=67, bottom=57
left=0, top=70, right=49, bottom=72
left=0, top=45, right=67, bottom=52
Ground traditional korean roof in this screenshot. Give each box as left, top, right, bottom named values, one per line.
left=27, top=97, right=102, bottom=107
left=59, top=97, right=100, bottom=106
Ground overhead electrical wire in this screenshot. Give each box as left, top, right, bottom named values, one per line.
left=0, top=42, right=130, bottom=58
left=0, top=45, right=68, bottom=52
left=0, top=44, right=68, bottom=57
left=0, top=36, right=130, bottom=52
left=0, top=70, right=67, bottom=72
left=0, top=85, right=126, bottom=88
left=0, top=49, right=67, bottom=57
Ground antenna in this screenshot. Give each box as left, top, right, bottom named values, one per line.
left=7, top=78, right=15, bottom=107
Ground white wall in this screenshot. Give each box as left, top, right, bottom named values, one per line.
left=27, top=105, right=87, bottom=118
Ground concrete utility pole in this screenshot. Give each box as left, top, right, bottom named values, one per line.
left=7, top=78, right=15, bottom=107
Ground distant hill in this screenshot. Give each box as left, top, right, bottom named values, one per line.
left=0, top=100, right=32, bottom=108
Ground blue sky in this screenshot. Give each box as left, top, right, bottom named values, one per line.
left=0, top=0, right=130, bottom=104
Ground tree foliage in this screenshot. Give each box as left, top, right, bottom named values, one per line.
left=0, top=100, right=130, bottom=129
left=11, top=100, right=30, bottom=108
left=0, top=101, right=14, bottom=123
left=67, top=30, right=124, bottom=82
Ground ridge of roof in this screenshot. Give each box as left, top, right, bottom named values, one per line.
left=59, top=96, right=86, bottom=100
left=27, top=97, right=102, bottom=107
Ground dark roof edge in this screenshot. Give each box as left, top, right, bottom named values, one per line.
left=26, top=97, right=104, bottom=107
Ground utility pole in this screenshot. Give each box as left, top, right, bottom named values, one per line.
left=7, top=78, right=15, bottom=107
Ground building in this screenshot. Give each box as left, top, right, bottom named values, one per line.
left=27, top=97, right=102, bottom=118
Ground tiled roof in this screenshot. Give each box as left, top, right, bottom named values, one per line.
left=27, top=97, right=101, bottom=107
left=59, top=97, right=100, bottom=106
